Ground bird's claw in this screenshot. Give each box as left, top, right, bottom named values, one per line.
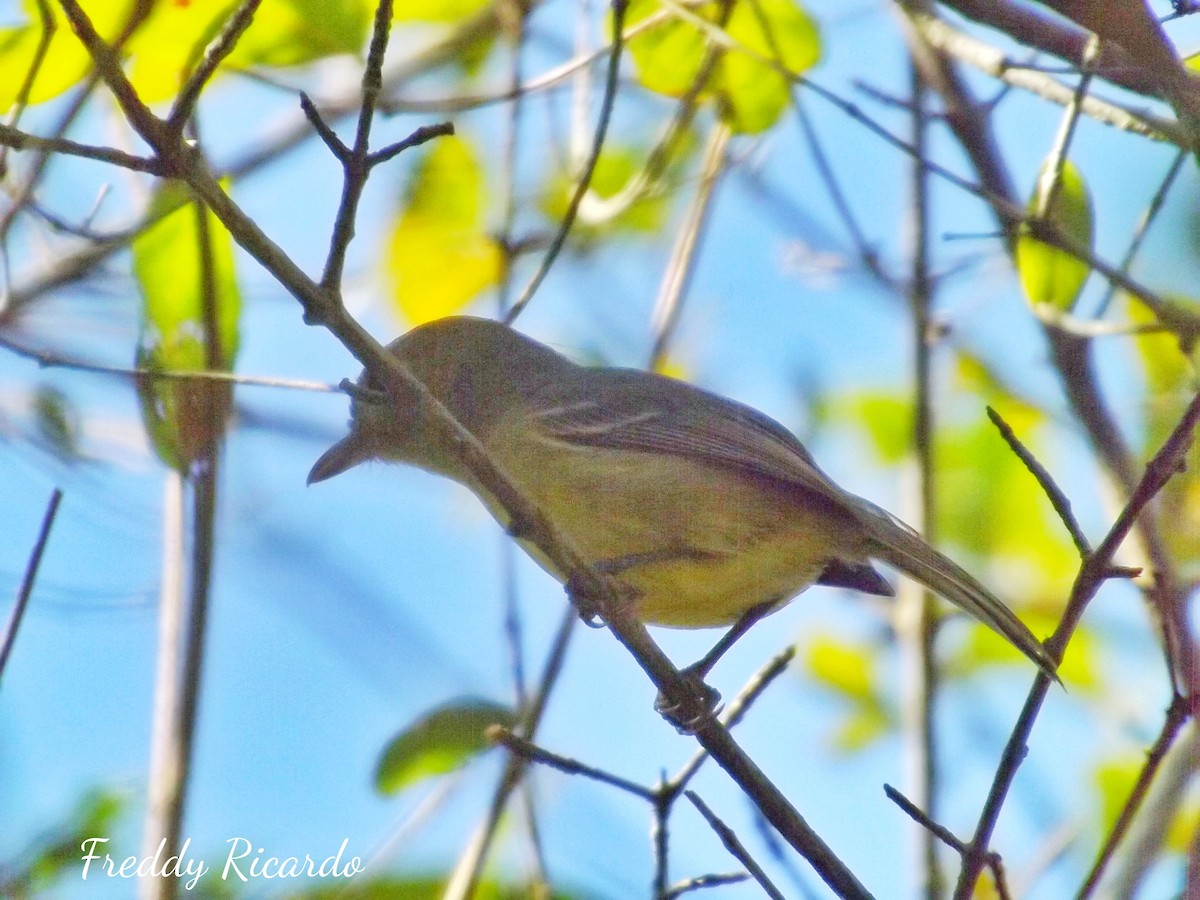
left=655, top=666, right=722, bottom=734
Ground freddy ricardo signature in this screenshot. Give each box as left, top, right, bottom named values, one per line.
left=80, top=837, right=364, bottom=890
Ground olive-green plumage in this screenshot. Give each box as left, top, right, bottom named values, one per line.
left=309, top=316, right=1057, bottom=678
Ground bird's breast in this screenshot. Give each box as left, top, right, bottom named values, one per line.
left=467, top=428, right=869, bottom=628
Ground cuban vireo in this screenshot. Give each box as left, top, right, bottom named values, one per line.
left=309, top=316, right=1056, bottom=679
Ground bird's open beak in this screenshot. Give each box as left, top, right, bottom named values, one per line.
left=307, top=433, right=368, bottom=485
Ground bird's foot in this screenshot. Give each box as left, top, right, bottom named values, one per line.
left=655, top=664, right=722, bottom=734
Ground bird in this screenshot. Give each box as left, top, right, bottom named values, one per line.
left=308, top=316, right=1058, bottom=681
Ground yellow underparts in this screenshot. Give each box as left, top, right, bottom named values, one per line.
left=469, top=430, right=870, bottom=629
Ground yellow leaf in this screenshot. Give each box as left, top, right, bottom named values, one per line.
left=386, top=135, right=502, bottom=325
left=807, top=635, right=876, bottom=702
left=0, top=0, right=130, bottom=110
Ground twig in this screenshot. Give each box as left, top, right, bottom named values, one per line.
left=648, top=123, right=730, bottom=371
left=366, top=123, right=453, bottom=166
left=320, top=0, right=394, bottom=292
left=167, top=0, right=263, bottom=133
left=0, top=489, right=63, bottom=684
left=685, top=791, right=787, bottom=900
left=953, top=392, right=1200, bottom=899
left=667, top=646, right=798, bottom=794
left=502, top=0, right=628, bottom=325
left=487, top=726, right=655, bottom=800
left=0, top=333, right=338, bottom=392
left=883, top=784, right=1011, bottom=900
left=985, top=406, right=1091, bottom=558
left=896, top=38, right=941, bottom=896
left=0, top=123, right=162, bottom=173
left=1077, top=693, right=1190, bottom=897
left=1095, top=148, right=1187, bottom=317
left=665, top=872, right=750, bottom=897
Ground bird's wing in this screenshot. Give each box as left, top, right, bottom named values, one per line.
left=525, top=368, right=858, bottom=516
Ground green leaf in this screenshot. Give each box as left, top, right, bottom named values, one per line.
left=386, top=135, right=503, bottom=325
left=832, top=704, right=891, bottom=753
left=133, top=185, right=241, bottom=473
left=1017, top=157, right=1094, bottom=313
left=375, top=698, right=517, bottom=795
left=843, top=392, right=912, bottom=465
left=3, top=789, right=126, bottom=896
left=623, top=0, right=821, bottom=134
left=540, top=145, right=672, bottom=243
left=33, top=384, right=81, bottom=462
left=225, top=0, right=373, bottom=68
left=624, top=0, right=712, bottom=97
left=718, top=0, right=820, bottom=133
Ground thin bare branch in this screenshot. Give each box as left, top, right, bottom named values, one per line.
left=648, top=123, right=730, bottom=371
left=985, top=406, right=1091, bottom=558
left=0, top=334, right=338, bottom=393
left=0, top=123, right=162, bottom=173
left=487, top=726, right=655, bottom=800
left=954, top=391, right=1200, bottom=899
left=167, top=0, right=263, bottom=133
left=0, top=489, right=63, bottom=684
left=319, top=0, right=396, bottom=292
left=685, top=791, right=787, bottom=900
left=1078, top=693, right=1191, bottom=897
left=502, top=0, right=629, bottom=325
left=883, top=784, right=1011, bottom=900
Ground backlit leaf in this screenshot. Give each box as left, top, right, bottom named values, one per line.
left=133, top=184, right=241, bottom=473
left=623, top=0, right=821, bottom=134
left=375, top=698, right=517, bottom=795
left=386, top=135, right=503, bottom=325
left=807, top=635, right=876, bottom=702
left=624, top=0, right=711, bottom=97
left=718, top=0, right=820, bottom=133
left=1017, top=157, right=1094, bottom=314
left=0, top=0, right=129, bottom=110
left=806, top=635, right=894, bottom=752
left=540, top=144, right=671, bottom=242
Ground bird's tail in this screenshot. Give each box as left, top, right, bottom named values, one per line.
left=859, top=500, right=1060, bottom=681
